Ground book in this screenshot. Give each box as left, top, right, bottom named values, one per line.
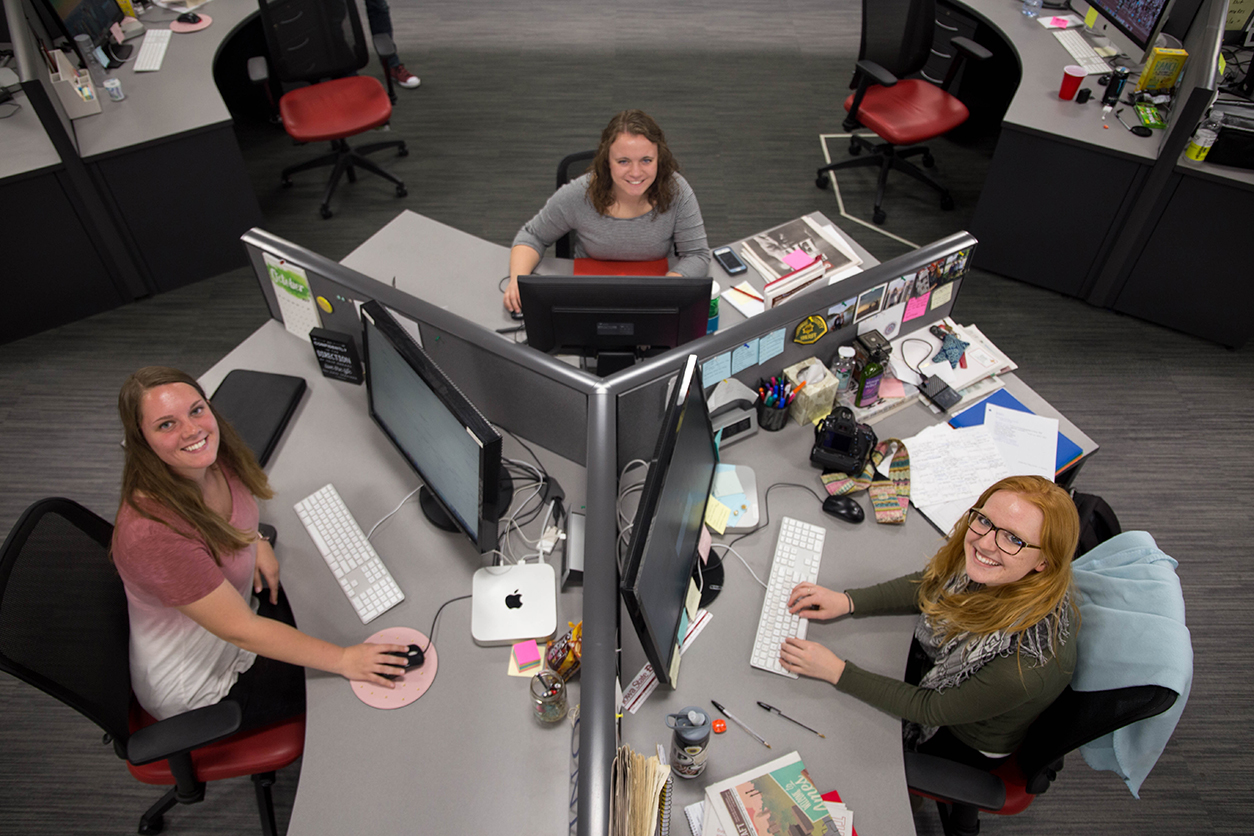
left=948, top=388, right=1084, bottom=475
left=703, top=751, right=841, bottom=836
left=1135, top=46, right=1188, bottom=92
left=738, top=216, right=862, bottom=283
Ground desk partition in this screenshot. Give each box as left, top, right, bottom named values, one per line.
left=243, top=223, right=999, bottom=836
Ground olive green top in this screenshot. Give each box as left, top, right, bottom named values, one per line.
left=838, top=572, right=1075, bottom=754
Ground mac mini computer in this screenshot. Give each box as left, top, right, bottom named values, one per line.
left=471, top=562, right=557, bottom=645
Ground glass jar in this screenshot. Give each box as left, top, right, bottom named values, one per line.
left=530, top=671, right=567, bottom=723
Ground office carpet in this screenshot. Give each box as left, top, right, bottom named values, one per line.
left=2, top=1, right=1252, bottom=833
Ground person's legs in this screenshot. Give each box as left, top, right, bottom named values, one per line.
left=362, top=0, right=419, bottom=88
left=915, top=726, right=1010, bottom=772
left=223, top=589, right=307, bottom=731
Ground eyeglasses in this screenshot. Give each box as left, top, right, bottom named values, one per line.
left=966, top=509, right=1040, bottom=556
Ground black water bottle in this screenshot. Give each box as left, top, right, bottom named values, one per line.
left=1103, top=67, right=1129, bottom=105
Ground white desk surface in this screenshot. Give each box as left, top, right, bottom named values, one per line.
left=0, top=89, right=62, bottom=180
left=200, top=320, right=586, bottom=835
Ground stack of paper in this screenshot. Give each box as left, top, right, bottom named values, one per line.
left=891, top=317, right=1016, bottom=393
left=698, top=751, right=852, bottom=836
left=611, top=745, right=672, bottom=836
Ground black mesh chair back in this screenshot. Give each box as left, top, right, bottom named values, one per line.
left=257, top=0, right=368, bottom=85
left=0, top=498, right=132, bottom=752
left=554, top=150, right=596, bottom=259
left=857, top=0, right=936, bottom=80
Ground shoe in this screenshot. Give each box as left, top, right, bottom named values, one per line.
left=389, top=64, right=420, bottom=89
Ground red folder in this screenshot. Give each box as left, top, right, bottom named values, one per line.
left=572, top=257, right=670, bottom=276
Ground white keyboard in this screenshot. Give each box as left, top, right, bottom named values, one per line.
left=1052, top=29, right=1109, bottom=75
left=750, top=517, right=826, bottom=678
left=132, top=29, right=171, bottom=72
left=294, top=484, right=405, bottom=624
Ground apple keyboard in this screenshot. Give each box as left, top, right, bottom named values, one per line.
left=749, top=516, right=826, bottom=678
left=132, top=28, right=171, bottom=72
left=1052, top=29, right=1109, bottom=75
left=294, top=483, right=404, bottom=624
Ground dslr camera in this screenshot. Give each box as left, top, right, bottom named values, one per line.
left=810, top=407, right=876, bottom=475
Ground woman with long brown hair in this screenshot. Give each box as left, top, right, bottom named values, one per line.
left=780, top=475, right=1081, bottom=768
left=503, top=109, right=710, bottom=313
left=111, top=367, right=407, bottom=724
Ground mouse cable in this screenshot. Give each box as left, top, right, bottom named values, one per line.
left=421, top=593, right=472, bottom=654
left=366, top=484, right=423, bottom=541
left=706, top=542, right=767, bottom=591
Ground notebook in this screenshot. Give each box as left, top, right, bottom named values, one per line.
left=209, top=370, right=307, bottom=467
left=948, top=388, right=1083, bottom=475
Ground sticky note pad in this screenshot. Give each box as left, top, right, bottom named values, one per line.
left=704, top=496, right=731, bottom=534
left=512, top=640, right=541, bottom=672
left=1084, top=7, right=1099, bottom=27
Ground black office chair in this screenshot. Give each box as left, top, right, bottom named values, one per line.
left=901, top=635, right=1178, bottom=836
left=554, top=150, right=596, bottom=258
left=249, top=0, right=408, bottom=219
left=0, top=498, right=304, bottom=835
left=815, top=0, right=991, bottom=224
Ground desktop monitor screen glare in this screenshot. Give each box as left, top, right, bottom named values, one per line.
left=361, top=301, right=512, bottom=554
left=620, top=355, right=718, bottom=687
left=42, top=0, right=130, bottom=63
left=517, top=274, right=713, bottom=369
left=1082, top=0, right=1175, bottom=62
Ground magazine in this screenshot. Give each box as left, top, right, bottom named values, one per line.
left=703, top=751, right=840, bottom=836
left=738, top=217, right=861, bottom=281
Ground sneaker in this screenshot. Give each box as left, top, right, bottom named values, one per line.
left=389, top=64, right=420, bottom=89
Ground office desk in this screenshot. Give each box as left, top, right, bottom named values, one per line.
left=198, top=320, right=586, bottom=835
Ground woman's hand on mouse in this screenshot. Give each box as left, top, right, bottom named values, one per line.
left=337, top=643, right=410, bottom=688
left=787, top=583, right=851, bottom=620
left=779, top=637, right=846, bottom=685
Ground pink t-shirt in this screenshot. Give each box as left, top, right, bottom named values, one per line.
left=113, top=468, right=260, bottom=720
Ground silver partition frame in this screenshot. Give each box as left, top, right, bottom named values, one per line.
left=241, top=226, right=979, bottom=836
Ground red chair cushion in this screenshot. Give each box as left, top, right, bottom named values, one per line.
left=126, top=703, right=305, bottom=786
left=280, top=75, right=394, bottom=143
left=843, top=79, right=969, bottom=146
left=988, top=756, right=1036, bottom=816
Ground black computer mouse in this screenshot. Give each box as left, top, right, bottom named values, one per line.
left=177, top=12, right=201, bottom=24
left=380, top=644, right=425, bottom=679
left=822, top=495, right=865, bottom=524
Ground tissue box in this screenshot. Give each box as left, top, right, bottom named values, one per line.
left=783, top=357, right=838, bottom=426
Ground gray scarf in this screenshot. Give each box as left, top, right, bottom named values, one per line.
left=904, top=573, right=1070, bottom=747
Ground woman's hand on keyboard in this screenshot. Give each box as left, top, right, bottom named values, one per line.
left=339, top=642, right=410, bottom=687
left=787, top=583, right=850, bottom=620
left=779, top=637, right=846, bottom=685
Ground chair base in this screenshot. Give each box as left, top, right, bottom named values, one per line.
left=281, top=136, right=409, bottom=219
left=137, top=771, right=279, bottom=836
left=815, top=134, right=954, bottom=224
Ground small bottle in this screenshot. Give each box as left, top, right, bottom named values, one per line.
left=855, top=347, right=885, bottom=408
left=829, top=346, right=857, bottom=397
left=1185, top=115, right=1221, bottom=162
left=1021, top=0, right=1042, bottom=17
left=1102, top=66, right=1130, bottom=105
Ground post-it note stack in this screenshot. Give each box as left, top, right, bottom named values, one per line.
left=513, top=639, right=542, bottom=673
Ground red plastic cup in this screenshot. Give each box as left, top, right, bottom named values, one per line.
left=1059, top=65, right=1086, bottom=100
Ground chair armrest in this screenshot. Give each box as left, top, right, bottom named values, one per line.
left=855, top=59, right=898, bottom=88
left=126, top=700, right=243, bottom=766
left=903, top=751, right=1007, bottom=810
left=950, top=37, right=992, bottom=62
left=372, top=33, right=396, bottom=61
left=247, top=56, right=269, bottom=85
left=844, top=60, right=898, bottom=130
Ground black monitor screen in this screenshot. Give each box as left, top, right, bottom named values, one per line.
left=1087, top=0, right=1173, bottom=53
left=518, top=274, right=712, bottom=355
left=621, top=355, right=718, bottom=686
left=362, top=301, right=503, bottom=552
left=45, top=0, right=122, bottom=48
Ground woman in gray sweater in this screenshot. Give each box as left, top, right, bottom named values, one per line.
left=503, top=110, right=711, bottom=313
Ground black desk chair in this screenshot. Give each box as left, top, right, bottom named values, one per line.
left=0, top=498, right=304, bottom=835
left=249, top=0, right=408, bottom=219
left=815, top=0, right=990, bottom=224
left=554, top=150, right=596, bottom=258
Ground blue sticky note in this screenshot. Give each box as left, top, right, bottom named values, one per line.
left=731, top=339, right=760, bottom=374
left=759, top=328, right=786, bottom=363
left=716, top=492, right=748, bottom=521
left=702, top=352, right=732, bottom=385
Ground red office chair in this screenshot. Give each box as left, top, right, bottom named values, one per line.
left=0, top=498, right=305, bottom=835
left=250, top=0, right=408, bottom=219
left=815, top=0, right=990, bottom=224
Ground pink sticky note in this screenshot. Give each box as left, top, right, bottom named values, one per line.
left=111, top=22, right=125, bottom=44
left=782, top=249, right=816, bottom=271
left=513, top=640, right=541, bottom=670
left=698, top=524, right=712, bottom=565
left=1049, top=16, right=1069, bottom=26
left=879, top=377, right=906, bottom=398
left=903, top=292, right=931, bottom=322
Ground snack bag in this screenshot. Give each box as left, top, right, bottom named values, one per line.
left=546, top=621, right=582, bottom=681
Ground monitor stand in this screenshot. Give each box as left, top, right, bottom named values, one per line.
left=418, top=472, right=515, bottom=532
left=694, top=554, right=724, bottom=608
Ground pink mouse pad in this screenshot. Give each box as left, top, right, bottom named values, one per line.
left=169, top=14, right=212, bottom=33
left=350, top=626, right=437, bottom=709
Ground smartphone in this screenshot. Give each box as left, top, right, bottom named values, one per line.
left=712, top=246, right=748, bottom=275
left=920, top=374, right=962, bottom=411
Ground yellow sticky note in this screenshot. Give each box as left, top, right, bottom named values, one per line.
left=1218, top=55, right=1226, bottom=75
left=685, top=578, right=701, bottom=621
left=668, top=643, right=682, bottom=686
left=704, top=496, right=731, bottom=534
left=1084, top=7, right=1099, bottom=27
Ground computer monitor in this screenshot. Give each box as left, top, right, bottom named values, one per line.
left=1080, top=0, right=1177, bottom=62
left=620, top=355, right=718, bottom=687
left=517, top=274, right=712, bottom=375
left=361, top=301, right=512, bottom=554
left=40, top=0, right=131, bottom=64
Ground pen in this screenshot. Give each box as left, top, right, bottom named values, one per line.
left=732, top=285, right=765, bottom=302
left=756, top=701, right=826, bottom=738
left=711, top=700, right=770, bottom=748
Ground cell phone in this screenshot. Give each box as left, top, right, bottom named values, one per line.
left=919, top=374, right=962, bottom=411
left=712, top=246, right=748, bottom=275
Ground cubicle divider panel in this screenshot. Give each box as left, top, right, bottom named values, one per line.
left=609, top=233, right=978, bottom=468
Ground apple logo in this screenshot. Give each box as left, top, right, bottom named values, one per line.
left=505, top=589, right=523, bottom=609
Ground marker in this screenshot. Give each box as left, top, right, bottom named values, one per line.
left=756, top=701, right=826, bottom=738
left=711, top=700, right=770, bottom=748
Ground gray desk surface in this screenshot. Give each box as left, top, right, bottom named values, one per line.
left=200, top=320, right=586, bottom=836
left=0, top=88, right=62, bottom=180
left=72, top=0, right=254, bottom=159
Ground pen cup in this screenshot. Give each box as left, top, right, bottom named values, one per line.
left=756, top=397, right=789, bottom=432
left=1059, top=65, right=1085, bottom=101
left=530, top=671, right=567, bottom=724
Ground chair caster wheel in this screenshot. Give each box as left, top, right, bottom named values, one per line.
left=922, top=154, right=936, bottom=168
left=396, top=185, right=407, bottom=198
left=872, top=209, right=887, bottom=225
left=848, top=143, right=861, bottom=155
left=320, top=205, right=333, bottom=219
left=281, top=179, right=293, bottom=189
left=398, top=146, right=409, bottom=157
left=940, top=195, right=955, bottom=211
left=138, top=815, right=164, bottom=835
left=815, top=175, right=829, bottom=190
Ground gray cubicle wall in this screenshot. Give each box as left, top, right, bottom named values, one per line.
left=241, top=229, right=597, bottom=465
left=611, top=233, right=977, bottom=468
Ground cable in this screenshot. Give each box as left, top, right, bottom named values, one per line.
left=421, top=594, right=472, bottom=654
left=708, top=542, right=767, bottom=590
left=366, top=485, right=422, bottom=540
left=900, top=337, right=934, bottom=375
